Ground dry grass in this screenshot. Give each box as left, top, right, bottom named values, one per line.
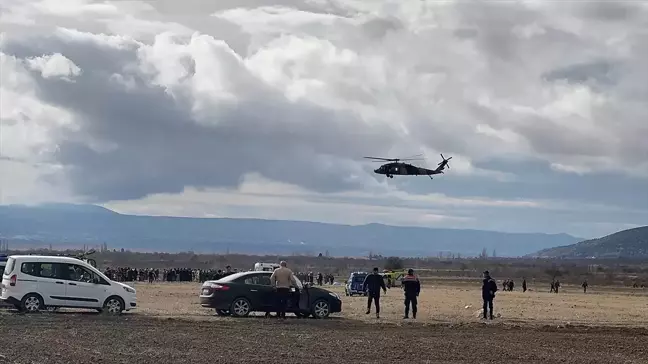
left=132, top=278, right=648, bottom=327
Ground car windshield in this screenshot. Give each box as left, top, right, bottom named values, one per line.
left=352, top=275, right=366, bottom=282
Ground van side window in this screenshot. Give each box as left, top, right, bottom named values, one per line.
left=66, top=264, right=109, bottom=285
left=20, top=262, right=66, bottom=279
left=39, top=263, right=66, bottom=279
left=20, top=262, right=39, bottom=276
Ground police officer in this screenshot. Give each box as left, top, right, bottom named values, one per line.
left=363, top=267, right=387, bottom=318
left=482, top=270, right=498, bottom=320
left=402, top=269, right=420, bottom=319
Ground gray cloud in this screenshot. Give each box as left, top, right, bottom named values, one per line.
left=3, top=31, right=399, bottom=201
left=1, top=0, right=647, bottom=236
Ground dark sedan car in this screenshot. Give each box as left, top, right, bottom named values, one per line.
left=199, top=271, right=342, bottom=318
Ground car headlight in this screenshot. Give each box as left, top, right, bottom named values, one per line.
left=329, top=292, right=340, bottom=300
left=123, top=286, right=136, bottom=294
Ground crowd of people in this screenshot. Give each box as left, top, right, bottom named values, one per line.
left=102, top=266, right=242, bottom=283
left=101, top=265, right=338, bottom=286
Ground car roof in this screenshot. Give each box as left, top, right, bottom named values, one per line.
left=214, top=271, right=269, bottom=281
left=6, top=255, right=87, bottom=264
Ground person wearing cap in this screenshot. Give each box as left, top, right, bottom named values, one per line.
left=362, top=267, right=387, bottom=318
left=482, top=270, right=498, bottom=320
left=401, top=268, right=420, bottom=319
left=270, top=261, right=298, bottom=319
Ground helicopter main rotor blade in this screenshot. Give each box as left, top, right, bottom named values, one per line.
left=364, top=157, right=397, bottom=162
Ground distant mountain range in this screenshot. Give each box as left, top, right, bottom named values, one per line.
left=532, top=226, right=648, bottom=259
left=0, top=203, right=582, bottom=257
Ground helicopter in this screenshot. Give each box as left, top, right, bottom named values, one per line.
left=364, top=154, right=452, bottom=180
left=60, top=249, right=98, bottom=268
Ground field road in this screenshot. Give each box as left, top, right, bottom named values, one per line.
left=1, top=312, right=647, bottom=364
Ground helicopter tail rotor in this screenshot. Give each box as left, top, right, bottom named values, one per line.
left=438, top=154, right=452, bottom=169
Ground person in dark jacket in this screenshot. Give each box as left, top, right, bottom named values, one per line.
left=363, top=267, right=387, bottom=318
left=482, top=270, right=498, bottom=320
left=401, top=269, right=421, bottom=319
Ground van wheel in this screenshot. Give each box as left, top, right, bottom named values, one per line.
left=21, top=294, right=44, bottom=313
left=103, top=296, right=125, bottom=315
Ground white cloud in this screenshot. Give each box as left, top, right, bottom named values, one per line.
left=26, top=53, right=82, bottom=80
left=0, top=0, right=646, bottom=237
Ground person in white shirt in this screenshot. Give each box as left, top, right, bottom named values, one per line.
left=270, top=261, right=297, bottom=319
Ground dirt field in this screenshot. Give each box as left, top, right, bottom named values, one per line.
left=2, top=280, right=648, bottom=363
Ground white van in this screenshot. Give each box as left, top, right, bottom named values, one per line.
left=0, top=255, right=136, bottom=314
left=253, top=262, right=280, bottom=272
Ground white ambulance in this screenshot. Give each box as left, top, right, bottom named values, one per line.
left=253, top=262, right=280, bottom=272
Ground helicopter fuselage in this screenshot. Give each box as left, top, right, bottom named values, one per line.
left=374, top=162, right=441, bottom=178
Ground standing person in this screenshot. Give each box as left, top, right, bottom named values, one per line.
left=270, top=261, right=297, bottom=319
left=402, top=269, right=420, bottom=319
left=363, top=267, right=387, bottom=318
left=224, top=266, right=233, bottom=277
left=482, top=270, right=498, bottom=320
left=522, top=278, right=527, bottom=293
left=582, top=280, right=588, bottom=293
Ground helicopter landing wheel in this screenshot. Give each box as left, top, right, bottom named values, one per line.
left=389, top=175, right=394, bottom=179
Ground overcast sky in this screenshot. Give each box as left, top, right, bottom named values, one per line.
left=1, top=0, right=646, bottom=239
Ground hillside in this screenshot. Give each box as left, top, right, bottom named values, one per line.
left=0, top=203, right=582, bottom=257
left=532, top=226, right=648, bottom=258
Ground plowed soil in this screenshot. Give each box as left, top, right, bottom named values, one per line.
left=2, top=281, right=647, bottom=363
left=1, top=313, right=647, bottom=364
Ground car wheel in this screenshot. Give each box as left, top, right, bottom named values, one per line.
left=230, top=298, right=251, bottom=317
left=103, top=296, right=125, bottom=315
left=21, top=293, right=44, bottom=313
left=215, top=309, right=230, bottom=316
left=311, top=299, right=331, bottom=319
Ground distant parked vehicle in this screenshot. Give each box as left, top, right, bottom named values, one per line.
left=1, top=255, right=136, bottom=314
left=381, top=271, right=404, bottom=288
left=199, top=271, right=342, bottom=319
left=0, top=254, right=8, bottom=308
left=344, top=272, right=368, bottom=296
left=0, top=254, right=7, bottom=277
